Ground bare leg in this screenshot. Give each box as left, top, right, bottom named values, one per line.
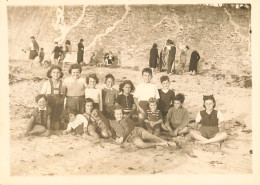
left=101, top=129, right=110, bottom=139
left=198, top=132, right=228, bottom=145
left=189, top=130, right=208, bottom=141
left=87, top=124, right=100, bottom=142
left=29, top=125, right=47, bottom=135
left=30, top=59, right=34, bottom=68
left=141, top=130, right=176, bottom=147
left=133, top=137, right=165, bottom=149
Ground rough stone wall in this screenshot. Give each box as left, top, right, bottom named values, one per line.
left=8, top=5, right=251, bottom=74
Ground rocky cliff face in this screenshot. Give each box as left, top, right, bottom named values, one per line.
left=8, top=5, right=251, bottom=74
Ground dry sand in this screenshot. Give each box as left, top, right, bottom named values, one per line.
left=9, top=60, right=252, bottom=175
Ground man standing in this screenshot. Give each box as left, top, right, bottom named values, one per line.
left=167, top=40, right=176, bottom=74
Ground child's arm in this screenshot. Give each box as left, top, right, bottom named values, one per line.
left=98, top=90, right=103, bottom=111
left=151, top=119, right=163, bottom=127
left=134, top=97, right=145, bottom=113
left=46, top=114, right=51, bottom=131
left=24, top=116, right=34, bottom=136
left=63, top=123, right=72, bottom=134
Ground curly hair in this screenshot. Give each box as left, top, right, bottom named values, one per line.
left=35, top=94, right=47, bottom=103
left=174, top=93, right=185, bottom=104
left=203, top=95, right=216, bottom=108
left=105, top=73, right=115, bottom=82
left=119, top=80, right=135, bottom=93
left=47, top=65, right=64, bottom=78
left=86, top=73, right=99, bottom=84
left=85, top=98, right=94, bottom=105
left=68, top=64, right=82, bottom=74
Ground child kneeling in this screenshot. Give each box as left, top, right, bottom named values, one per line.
left=190, top=95, right=228, bottom=145
left=109, top=105, right=176, bottom=149
left=24, top=94, right=51, bottom=137
left=163, top=93, right=190, bottom=137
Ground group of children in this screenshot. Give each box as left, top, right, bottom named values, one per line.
left=24, top=64, right=228, bottom=148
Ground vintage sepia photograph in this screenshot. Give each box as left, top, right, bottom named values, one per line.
left=1, top=0, right=259, bottom=184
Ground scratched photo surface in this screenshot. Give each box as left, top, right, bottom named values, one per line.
left=8, top=4, right=252, bottom=175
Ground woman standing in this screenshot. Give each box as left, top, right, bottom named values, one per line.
left=77, top=39, right=84, bottom=64
left=28, top=36, right=39, bottom=68
left=63, top=40, right=73, bottom=68
left=189, top=50, right=200, bottom=75
left=180, top=45, right=189, bottom=74
left=149, top=43, right=159, bottom=73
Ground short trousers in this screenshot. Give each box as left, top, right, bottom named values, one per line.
left=145, top=122, right=161, bottom=131
left=198, top=126, right=219, bottom=139
left=127, top=127, right=146, bottom=142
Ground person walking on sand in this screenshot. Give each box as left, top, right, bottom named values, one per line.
left=189, top=50, right=200, bottom=75
left=77, top=39, right=84, bottom=64
left=27, top=36, right=39, bottom=68
left=179, top=45, right=189, bottom=74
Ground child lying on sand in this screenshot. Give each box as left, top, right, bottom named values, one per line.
left=109, top=105, right=176, bottom=148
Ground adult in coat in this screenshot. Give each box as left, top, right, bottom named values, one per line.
left=167, top=40, right=176, bottom=74
left=77, top=39, right=84, bottom=64
left=149, top=43, right=159, bottom=73
left=189, top=50, right=200, bottom=75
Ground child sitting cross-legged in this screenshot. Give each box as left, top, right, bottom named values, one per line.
left=163, top=93, right=190, bottom=137
left=144, top=98, right=163, bottom=136
left=63, top=110, right=88, bottom=135
left=109, top=105, right=176, bottom=149
left=190, top=95, right=228, bottom=145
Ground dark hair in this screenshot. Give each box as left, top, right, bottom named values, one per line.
left=152, top=43, right=157, bottom=49
left=67, top=109, right=77, bottom=116
left=114, top=105, right=124, bottom=113
left=119, top=80, right=135, bottom=93
left=85, top=98, right=94, bottom=105
left=54, top=42, right=58, bottom=45
left=148, top=97, right=157, bottom=104
left=86, top=73, right=99, bottom=84
left=186, top=45, right=189, bottom=50
left=47, top=65, right=64, bottom=78
left=80, top=39, right=84, bottom=42
left=174, top=93, right=185, bottom=104
left=160, top=75, right=169, bottom=83
left=142, top=67, right=152, bottom=76
left=30, top=36, right=35, bottom=39
left=65, top=40, right=71, bottom=45
left=203, top=95, right=216, bottom=108
left=69, top=64, right=82, bottom=74
left=35, top=94, right=47, bottom=103
left=105, top=73, right=115, bottom=82
left=40, top=48, right=44, bottom=50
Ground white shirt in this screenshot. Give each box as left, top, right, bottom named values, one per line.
left=40, top=80, right=65, bottom=95
left=66, top=114, right=88, bottom=132
left=134, top=82, right=160, bottom=101
left=85, top=88, right=102, bottom=103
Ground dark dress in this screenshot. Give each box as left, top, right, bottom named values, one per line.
left=149, top=47, right=159, bottom=68
left=189, top=51, right=200, bottom=72
left=29, top=40, right=39, bottom=59
left=77, top=42, right=84, bottom=64
left=167, top=45, right=176, bottom=74
left=53, top=46, right=61, bottom=59
left=158, top=89, right=175, bottom=119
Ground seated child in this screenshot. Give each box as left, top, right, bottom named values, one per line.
left=102, top=74, right=118, bottom=120
left=109, top=105, right=176, bottom=148
left=83, top=98, right=111, bottom=142
left=116, top=80, right=136, bottom=115
left=163, top=93, right=190, bottom=137
left=144, top=98, right=163, bottom=136
left=63, top=110, right=88, bottom=135
left=190, top=95, right=228, bottom=145
left=158, top=75, right=175, bottom=121
left=24, top=94, right=51, bottom=137
left=134, top=68, right=160, bottom=127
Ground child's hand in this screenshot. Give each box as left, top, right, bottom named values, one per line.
left=173, top=129, right=179, bottom=137
left=116, top=137, right=123, bottom=144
